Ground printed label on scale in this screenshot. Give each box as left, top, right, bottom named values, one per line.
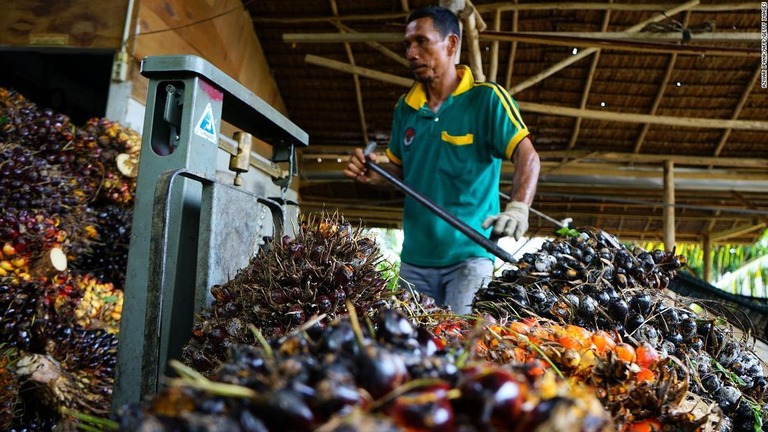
left=194, top=103, right=218, bottom=143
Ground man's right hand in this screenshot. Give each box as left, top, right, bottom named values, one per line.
left=343, top=147, right=383, bottom=185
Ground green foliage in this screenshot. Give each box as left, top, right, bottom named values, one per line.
left=376, top=258, right=401, bottom=292
left=556, top=226, right=580, bottom=238
left=639, top=228, right=768, bottom=297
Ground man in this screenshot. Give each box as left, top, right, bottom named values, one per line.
left=343, top=6, right=540, bottom=315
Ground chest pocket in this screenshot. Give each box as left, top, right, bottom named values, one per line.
left=441, top=131, right=474, bottom=146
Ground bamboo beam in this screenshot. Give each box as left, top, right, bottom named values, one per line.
left=455, top=0, right=486, bottom=81
left=518, top=101, right=768, bottom=131
left=481, top=31, right=757, bottom=57
left=503, top=1, right=519, bottom=89
left=565, top=4, right=611, bottom=155
left=633, top=11, right=691, bottom=154
left=710, top=222, right=767, bottom=242
left=488, top=9, right=501, bottom=83
left=713, top=64, right=762, bottom=157
left=304, top=54, right=768, bottom=132
left=507, top=0, right=699, bottom=95
left=253, top=3, right=757, bottom=24
left=304, top=54, right=413, bottom=87
left=633, top=53, right=678, bottom=153
left=302, top=146, right=768, bottom=170
left=283, top=31, right=760, bottom=44
left=337, top=24, right=409, bottom=67
left=487, top=31, right=759, bottom=42
left=330, top=0, right=368, bottom=145
left=302, top=159, right=768, bottom=181
left=473, top=2, right=757, bottom=13
left=535, top=150, right=768, bottom=169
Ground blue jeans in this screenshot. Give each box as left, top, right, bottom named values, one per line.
left=399, top=257, right=494, bottom=315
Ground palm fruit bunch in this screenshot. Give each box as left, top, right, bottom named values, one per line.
left=472, top=227, right=768, bottom=431
left=52, top=273, right=124, bottom=334
left=13, top=326, right=118, bottom=417
left=66, top=117, right=139, bottom=287
left=0, top=276, right=120, bottom=427
left=120, top=307, right=612, bottom=431
left=0, top=350, right=20, bottom=431
left=0, top=88, right=102, bottom=260
left=80, top=116, right=140, bottom=205
left=428, top=316, right=722, bottom=430
left=0, top=87, right=137, bottom=428
left=182, top=212, right=391, bottom=373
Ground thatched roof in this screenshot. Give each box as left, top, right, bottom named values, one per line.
left=245, top=1, right=768, bottom=245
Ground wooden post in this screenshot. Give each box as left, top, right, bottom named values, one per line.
left=663, top=160, right=675, bottom=251
left=703, top=234, right=712, bottom=283
left=489, top=9, right=501, bottom=83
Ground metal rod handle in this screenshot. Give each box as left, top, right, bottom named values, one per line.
left=363, top=144, right=517, bottom=264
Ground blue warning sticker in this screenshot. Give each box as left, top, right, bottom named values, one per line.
left=194, top=103, right=218, bottom=143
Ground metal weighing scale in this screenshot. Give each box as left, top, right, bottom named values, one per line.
left=112, top=55, right=308, bottom=410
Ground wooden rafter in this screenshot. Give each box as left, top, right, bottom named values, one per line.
left=712, top=64, right=762, bottom=157
left=303, top=54, right=768, bottom=132
left=503, top=0, right=518, bottom=89
left=518, top=101, right=768, bottom=131
left=480, top=32, right=756, bottom=57
left=283, top=31, right=760, bottom=44
left=633, top=11, right=691, bottom=154
left=253, top=3, right=757, bottom=24
left=330, top=0, right=368, bottom=145
left=566, top=3, right=612, bottom=153
left=335, top=24, right=408, bottom=67
left=488, top=9, right=501, bottom=83
left=474, top=2, right=757, bottom=13
left=711, top=223, right=767, bottom=242
left=535, top=151, right=768, bottom=169
left=507, top=0, right=700, bottom=95
left=733, top=191, right=768, bottom=225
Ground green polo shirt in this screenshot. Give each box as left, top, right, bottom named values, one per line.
left=386, top=65, right=529, bottom=267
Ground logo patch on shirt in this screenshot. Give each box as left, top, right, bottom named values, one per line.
left=404, top=127, right=415, bottom=147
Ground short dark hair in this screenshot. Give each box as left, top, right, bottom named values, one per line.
left=406, top=6, right=461, bottom=40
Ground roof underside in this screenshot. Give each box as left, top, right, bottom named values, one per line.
left=245, top=0, right=768, bottom=245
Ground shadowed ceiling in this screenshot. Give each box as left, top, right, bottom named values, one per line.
left=244, top=0, right=768, bottom=245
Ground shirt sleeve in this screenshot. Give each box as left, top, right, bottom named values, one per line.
left=485, top=83, right=530, bottom=161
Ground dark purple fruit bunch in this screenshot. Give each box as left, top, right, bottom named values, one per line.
left=473, top=227, right=684, bottom=331
left=123, top=308, right=612, bottom=432
left=472, top=227, right=768, bottom=430
left=182, top=213, right=392, bottom=373
left=123, top=308, right=458, bottom=431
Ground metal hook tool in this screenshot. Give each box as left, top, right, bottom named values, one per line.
left=363, top=141, right=517, bottom=264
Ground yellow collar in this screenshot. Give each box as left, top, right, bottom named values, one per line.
left=404, top=65, right=474, bottom=110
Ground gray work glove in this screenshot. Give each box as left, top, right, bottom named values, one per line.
left=482, top=201, right=529, bottom=240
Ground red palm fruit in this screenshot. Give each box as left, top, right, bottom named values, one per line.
left=614, top=343, right=636, bottom=363
left=456, top=368, right=528, bottom=428
left=635, top=342, right=659, bottom=368
left=357, top=345, right=408, bottom=399
left=591, top=330, right=617, bottom=354
left=625, top=418, right=662, bottom=432
left=635, top=367, right=655, bottom=383
left=387, top=382, right=455, bottom=432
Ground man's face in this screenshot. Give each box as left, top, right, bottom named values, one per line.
left=403, top=17, right=455, bottom=83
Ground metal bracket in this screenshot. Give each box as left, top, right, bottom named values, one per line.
left=139, top=168, right=286, bottom=402
left=271, top=142, right=296, bottom=188
left=162, top=84, right=184, bottom=150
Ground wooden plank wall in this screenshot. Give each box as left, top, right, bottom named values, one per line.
left=0, top=0, right=128, bottom=49
left=130, top=0, right=286, bottom=116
